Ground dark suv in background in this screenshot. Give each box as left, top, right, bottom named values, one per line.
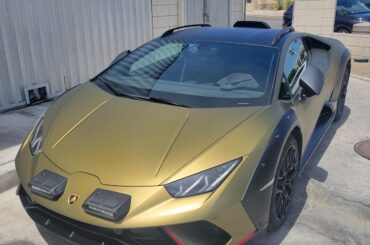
left=283, top=0, right=370, bottom=33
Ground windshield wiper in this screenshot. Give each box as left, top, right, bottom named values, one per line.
left=97, top=76, right=121, bottom=96
left=97, top=77, right=190, bottom=107
left=97, top=76, right=146, bottom=100
left=148, top=96, right=191, bottom=108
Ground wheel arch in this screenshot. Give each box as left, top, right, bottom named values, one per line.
left=330, top=49, right=351, bottom=103
left=241, top=109, right=301, bottom=230
left=290, top=126, right=302, bottom=161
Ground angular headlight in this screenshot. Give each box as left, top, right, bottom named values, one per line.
left=29, top=115, right=44, bottom=156
left=165, top=158, right=242, bottom=198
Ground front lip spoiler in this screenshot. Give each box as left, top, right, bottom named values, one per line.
left=18, top=185, right=176, bottom=245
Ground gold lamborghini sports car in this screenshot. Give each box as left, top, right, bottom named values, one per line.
left=16, top=22, right=350, bottom=245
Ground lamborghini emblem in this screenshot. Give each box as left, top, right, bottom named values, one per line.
left=68, top=194, right=79, bottom=205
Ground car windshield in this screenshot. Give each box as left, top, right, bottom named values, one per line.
left=337, top=0, right=370, bottom=14
left=97, top=39, right=278, bottom=108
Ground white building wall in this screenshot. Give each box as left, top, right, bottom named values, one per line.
left=0, top=0, right=246, bottom=111
left=152, top=0, right=179, bottom=37
left=231, top=0, right=246, bottom=25
left=0, top=0, right=153, bottom=111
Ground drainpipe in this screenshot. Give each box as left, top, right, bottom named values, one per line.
left=243, top=0, right=247, bottom=20
left=203, top=0, right=210, bottom=24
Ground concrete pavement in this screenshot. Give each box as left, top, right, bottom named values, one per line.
left=0, top=102, right=50, bottom=193
left=0, top=77, right=369, bottom=244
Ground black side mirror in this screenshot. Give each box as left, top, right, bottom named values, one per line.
left=111, top=50, right=131, bottom=65
left=300, top=64, right=324, bottom=97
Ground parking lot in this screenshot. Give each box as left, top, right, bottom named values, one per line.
left=0, top=77, right=369, bottom=245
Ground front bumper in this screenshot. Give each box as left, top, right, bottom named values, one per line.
left=16, top=140, right=264, bottom=244
left=19, top=185, right=231, bottom=245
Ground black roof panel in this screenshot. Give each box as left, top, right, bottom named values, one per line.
left=162, top=27, right=286, bottom=46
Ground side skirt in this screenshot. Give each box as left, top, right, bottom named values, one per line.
left=300, top=102, right=335, bottom=171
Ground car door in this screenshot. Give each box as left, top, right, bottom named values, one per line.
left=281, top=38, right=324, bottom=153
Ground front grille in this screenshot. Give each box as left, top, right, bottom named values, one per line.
left=19, top=186, right=175, bottom=245
left=19, top=185, right=231, bottom=245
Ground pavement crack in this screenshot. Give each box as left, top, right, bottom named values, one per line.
left=297, top=222, right=346, bottom=244
left=327, top=192, right=370, bottom=210
left=0, top=159, right=15, bottom=166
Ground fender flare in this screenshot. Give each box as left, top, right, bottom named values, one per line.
left=241, top=109, right=300, bottom=230
left=330, top=49, right=351, bottom=103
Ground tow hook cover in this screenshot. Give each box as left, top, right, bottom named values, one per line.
left=28, top=169, right=67, bottom=200
left=83, top=189, right=131, bottom=222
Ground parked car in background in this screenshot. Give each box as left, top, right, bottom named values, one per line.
left=283, top=0, right=370, bottom=33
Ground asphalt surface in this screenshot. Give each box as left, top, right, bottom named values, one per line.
left=0, top=77, right=369, bottom=245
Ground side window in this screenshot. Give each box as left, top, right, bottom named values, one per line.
left=281, top=38, right=308, bottom=98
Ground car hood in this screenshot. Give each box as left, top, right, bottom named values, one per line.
left=42, top=82, right=263, bottom=186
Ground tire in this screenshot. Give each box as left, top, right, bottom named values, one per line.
left=334, top=66, right=350, bottom=122
left=267, top=136, right=299, bottom=232
left=335, top=27, right=351, bottom=33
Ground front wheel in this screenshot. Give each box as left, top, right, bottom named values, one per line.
left=267, top=136, right=299, bottom=232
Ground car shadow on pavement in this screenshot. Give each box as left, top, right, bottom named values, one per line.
left=250, top=105, right=351, bottom=244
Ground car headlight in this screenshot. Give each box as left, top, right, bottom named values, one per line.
left=29, top=114, right=44, bottom=156
left=164, top=158, right=242, bottom=198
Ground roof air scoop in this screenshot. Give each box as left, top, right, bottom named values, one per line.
left=233, top=21, right=271, bottom=29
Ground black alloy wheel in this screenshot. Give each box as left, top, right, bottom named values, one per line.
left=275, top=144, right=298, bottom=221
left=267, top=136, right=299, bottom=231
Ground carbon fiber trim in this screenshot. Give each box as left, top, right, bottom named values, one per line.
left=168, top=221, right=231, bottom=245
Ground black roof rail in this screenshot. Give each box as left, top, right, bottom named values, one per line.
left=271, top=27, right=295, bottom=45
left=233, top=21, right=271, bottom=29
left=161, top=24, right=211, bottom=38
